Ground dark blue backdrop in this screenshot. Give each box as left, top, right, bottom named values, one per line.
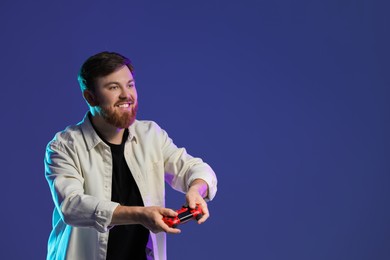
left=1, top=1, right=389, bottom=259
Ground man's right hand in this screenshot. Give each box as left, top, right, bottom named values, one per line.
left=111, top=205, right=181, bottom=234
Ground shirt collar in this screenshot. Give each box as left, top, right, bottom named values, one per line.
left=79, top=112, right=137, bottom=151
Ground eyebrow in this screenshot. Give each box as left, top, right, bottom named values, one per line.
left=103, top=79, right=135, bottom=87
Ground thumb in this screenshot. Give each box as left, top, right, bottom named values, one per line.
left=161, top=208, right=177, bottom=217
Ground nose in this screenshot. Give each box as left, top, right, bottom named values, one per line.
left=119, top=86, right=131, bottom=99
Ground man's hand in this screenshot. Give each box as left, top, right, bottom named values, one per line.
left=111, top=205, right=181, bottom=234
left=186, top=179, right=210, bottom=224
left=139, top=206, right=182, bottom=234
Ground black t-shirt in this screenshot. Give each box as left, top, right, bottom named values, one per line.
left=92, top=124, right=149, bottom=260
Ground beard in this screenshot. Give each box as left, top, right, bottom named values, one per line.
left=97, top=101, right=138, bottom=129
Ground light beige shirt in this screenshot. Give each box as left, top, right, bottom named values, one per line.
left=45, top=113, right=217, bottom=260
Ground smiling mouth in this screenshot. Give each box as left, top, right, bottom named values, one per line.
left=117, top=103, right=130, bottom=108
left=115, top=101, right=134, bottom=108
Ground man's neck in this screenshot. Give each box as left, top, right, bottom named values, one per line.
left=90, top=114, right=125, bottom=145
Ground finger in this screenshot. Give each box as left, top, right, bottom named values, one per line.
left=159, top=219, right=182, bottom=234
left=187, top=198, right=197, bottom=209
left=188, top=195, right=204, bottom=209
left=160, top=208, right=178, bottom=217
left=166, top=226, right=182, bottom=234
left=198, top=203, right=209, bottom=224
left=186, top=190, right=200, bottom=209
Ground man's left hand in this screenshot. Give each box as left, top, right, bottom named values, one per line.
left=186, top=179, right=210, bottom=224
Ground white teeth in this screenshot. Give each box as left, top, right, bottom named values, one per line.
left=118, top=104, right=129, bottom=108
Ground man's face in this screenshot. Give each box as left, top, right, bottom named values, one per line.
left=91, top=65, right=138, bottom=128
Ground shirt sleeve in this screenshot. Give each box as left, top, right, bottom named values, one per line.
left=45, top=136, right=119, bottom=233
left=156, top=124, right=218, bottom=201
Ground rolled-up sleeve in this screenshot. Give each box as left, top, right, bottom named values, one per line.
left=45, top=138, right=119, bottom=233
left=157, top=124, right=218, bottom=201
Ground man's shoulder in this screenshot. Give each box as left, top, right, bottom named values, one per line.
left=133, top=119, right=160, bottom=130
left=60, top=124, right=83, bottom=139
left=131, top=120, right=165, bottom=137
left=47, top=122, right=84, bottom=149
left=48, top=113, right=92, bottom=144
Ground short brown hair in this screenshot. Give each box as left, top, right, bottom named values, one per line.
left=78, top=51, right=134, bottom=92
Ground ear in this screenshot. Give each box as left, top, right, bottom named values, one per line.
left=83, top=90, right=97, bottom=107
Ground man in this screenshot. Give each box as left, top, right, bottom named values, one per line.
left=44, top=51, right=217, bottom=260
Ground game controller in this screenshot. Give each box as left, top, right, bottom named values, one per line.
left=163, top=204, right=203, bottom=228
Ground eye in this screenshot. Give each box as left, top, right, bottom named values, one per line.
left=128, top=83, right=135, bottom=88
left=108, top=85, right=119, bottom=90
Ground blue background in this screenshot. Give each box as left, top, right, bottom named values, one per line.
left=1, top=1, right=389, bottom=259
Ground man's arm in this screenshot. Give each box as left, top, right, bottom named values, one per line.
left=155, top=123, right=217, bottom=225
left=110, top=205, right=181, bottom=234
left=45, top=139, right=119, bottom=233
left=158, top=124, right=218, bottom=201
left=188, top=178, right=209, bottom=199
left=110, top=179, right=211, bottom=230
